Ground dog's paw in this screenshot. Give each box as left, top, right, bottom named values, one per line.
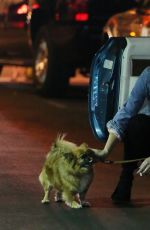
left=65, top=201, right=82, bottom=209
left=81, top=201, right=91, bottom=207
left=41, top=199, right=50, bottom=204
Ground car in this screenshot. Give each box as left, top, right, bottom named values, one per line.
left=0, top=0, right=136, bottom=96
left=102, top=0, right=150, bottom=43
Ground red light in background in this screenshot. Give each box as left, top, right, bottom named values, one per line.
left=55, top=13, right=60, bottom=21
left=32, top=4, right=40, bottom=10
left=17, top=4, right=28, bottom=15
left=12, top=22, right=25, bottom=28
left=75, top=13, right=89, bottom=21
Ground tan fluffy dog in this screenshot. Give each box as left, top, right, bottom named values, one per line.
left=39, top=135, right=97, bottom=208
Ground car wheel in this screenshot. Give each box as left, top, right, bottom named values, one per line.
left=33, top=26, right=69, bottom=96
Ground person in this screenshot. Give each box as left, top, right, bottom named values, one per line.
left=96, top=66, right=150, bottom=203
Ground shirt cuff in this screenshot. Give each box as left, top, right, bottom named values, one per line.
left=108, top=128, right=122, bottom=141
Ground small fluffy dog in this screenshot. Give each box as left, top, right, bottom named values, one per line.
left=39, top=135, right=98, bottom=208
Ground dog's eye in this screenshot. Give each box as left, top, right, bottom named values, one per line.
left=81, top=154, right=87, bottom=159
left=63, top=152, right=74, bottom=162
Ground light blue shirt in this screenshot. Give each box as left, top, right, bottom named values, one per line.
left=107, top=66, right=150, bottom=140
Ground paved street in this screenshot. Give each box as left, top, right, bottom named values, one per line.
left=0, top=84, right=150, bottom=230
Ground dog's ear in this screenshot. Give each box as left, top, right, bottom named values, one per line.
left=63, top=152, right=75, bottom=163
left=79, top=143, right=88, bottom=150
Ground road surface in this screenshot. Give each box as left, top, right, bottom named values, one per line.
left=0, top=84, right=150, bottom=230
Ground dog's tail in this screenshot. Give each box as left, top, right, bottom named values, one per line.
left=56, top=133, right=67, bottom=142
left=47, top=134, right=77, bottom=158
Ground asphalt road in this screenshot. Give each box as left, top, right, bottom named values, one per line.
left=0, top=84, right=150, bottom=230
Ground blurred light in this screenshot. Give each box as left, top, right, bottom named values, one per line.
left=75, top=13, right=89, bottom=21
left=55, top=13, right=60, bottom=21
left=17, top=3, right=40, bottom=15
left=130, top=31, right=136, bottom=37
left=32, top=4, right=40, bottom=10
left=12, top=22, right=24, bottom=28
left=17, top=4, right=28, bottom=14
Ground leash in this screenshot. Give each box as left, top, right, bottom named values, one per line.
left=88, top=149, right=147, bottom=165
left=103, top=157, right=147, bottom=164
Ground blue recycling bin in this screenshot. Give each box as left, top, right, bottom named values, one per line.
left=89, top=37, right=150, bottom=141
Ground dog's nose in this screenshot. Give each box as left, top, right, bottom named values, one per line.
left=80, top=156, right=94, bottom=167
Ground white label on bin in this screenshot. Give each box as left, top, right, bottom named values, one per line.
left=103, top=59, right=113, bottom=69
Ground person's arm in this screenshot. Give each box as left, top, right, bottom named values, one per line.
left=104, top=132, right=119, bottom=155
left=108, top=67, right=149, bottom=139
left=94, top=132, right=119, bottom=160
left=94, top=66, right=150, bottom=160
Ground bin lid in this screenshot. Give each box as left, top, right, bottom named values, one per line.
left=88, top=37, right=127, bottom=141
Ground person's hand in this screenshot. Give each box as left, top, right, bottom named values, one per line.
left=95, top=148, right=108, bottom=160
left=137, top=157, right=150, bottom=176
left=92, top=148, right=109, bottom=162
left=91, top=132, right=119, bottom=163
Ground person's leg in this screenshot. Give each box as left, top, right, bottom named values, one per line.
left=111, top=114, right=150, bottom=203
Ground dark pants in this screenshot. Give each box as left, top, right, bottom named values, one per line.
left=123, top=114, right=150, bottom=171
left=112, top=114, right=150, bottom=200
